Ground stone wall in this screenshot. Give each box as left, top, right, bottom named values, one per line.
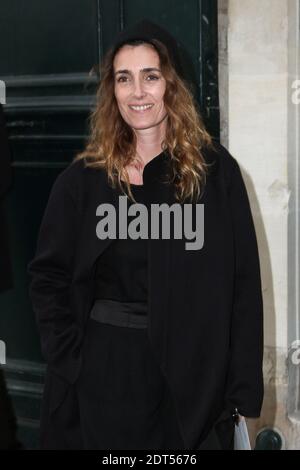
left=218, top=0, right=300, bottom=449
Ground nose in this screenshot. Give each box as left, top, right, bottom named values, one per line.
left=132, top=77, right=146, bottom=99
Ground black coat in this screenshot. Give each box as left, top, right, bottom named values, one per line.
left=27, top=140, right=264, bottom=449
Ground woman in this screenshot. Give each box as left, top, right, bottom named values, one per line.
left=27, top=19, right=264, bottom=450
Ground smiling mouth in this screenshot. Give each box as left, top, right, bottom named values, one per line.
left=128, top=104, right=154, bottom=112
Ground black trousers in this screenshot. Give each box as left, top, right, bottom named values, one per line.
left=76, top=318, right=185, bottom=450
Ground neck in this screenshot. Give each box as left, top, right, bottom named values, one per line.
left=134, top=116, right=167, bottom=165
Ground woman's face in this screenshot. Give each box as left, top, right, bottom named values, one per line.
left=113, top=44, right=167, bottom=131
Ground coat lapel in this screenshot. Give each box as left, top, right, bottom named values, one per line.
left=143, top=172, right=176, bottom=370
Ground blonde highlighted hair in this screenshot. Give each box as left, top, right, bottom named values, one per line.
left=74, top=38, right=216, bottom=203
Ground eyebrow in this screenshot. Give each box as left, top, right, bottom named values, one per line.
left=114, top=67, right=161, bottom=76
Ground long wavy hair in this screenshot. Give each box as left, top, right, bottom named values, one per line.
left=74, top=38, right=216, bottom=203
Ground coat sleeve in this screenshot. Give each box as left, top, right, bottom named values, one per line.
left=224, top=157, right=264, bottom=417
left=27, top=169, right=82, bottom=384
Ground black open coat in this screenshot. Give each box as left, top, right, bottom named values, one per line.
left=27, top=140, right=264, bottom=450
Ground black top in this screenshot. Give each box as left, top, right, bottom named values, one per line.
left=94, top=183, right=148, bottom=303
left=93, top=150, right=169, bottom=307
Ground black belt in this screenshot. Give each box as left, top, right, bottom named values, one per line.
left=89, top=298, right=148, bottom=329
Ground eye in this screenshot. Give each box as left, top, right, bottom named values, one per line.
left=145, top=75, right=159, bottom=81
left=116, top=75, right=130, bottom=83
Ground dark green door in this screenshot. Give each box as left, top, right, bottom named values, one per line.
left=0, top=0, right=219, bottom=449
